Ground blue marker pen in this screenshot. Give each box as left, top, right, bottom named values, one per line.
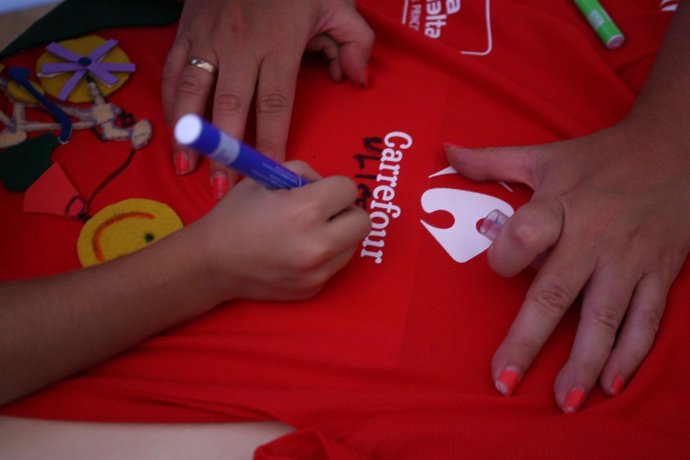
left=174, top=114, right=310, bottom=189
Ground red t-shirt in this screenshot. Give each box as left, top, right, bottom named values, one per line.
left=1, top=1, right=688, bottom=458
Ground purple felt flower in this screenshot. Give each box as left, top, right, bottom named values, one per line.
left=40, top=39, right=136, bottom=101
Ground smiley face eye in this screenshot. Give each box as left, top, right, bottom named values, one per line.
left=77, top=198, right=184, bottom=267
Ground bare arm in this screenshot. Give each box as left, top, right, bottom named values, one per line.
left=0, top=162, right=371, bottom=405
left=0, top=223, right=219, bottom=405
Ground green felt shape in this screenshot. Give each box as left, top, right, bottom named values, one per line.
left=0, top=133, right=59, bottom=191
left=0, top=0, right=182, bottom=60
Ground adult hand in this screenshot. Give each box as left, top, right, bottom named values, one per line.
left=161, top=0, right=374, bottom=198
left=193, top=161, right=372, bottom=301
left=446, top=112, right=690, bottom=413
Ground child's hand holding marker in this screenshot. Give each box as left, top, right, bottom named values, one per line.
left=0, top=115, right=371, bottom=406
left=175, top=114, right=372, bottom=300
left=191, top=160, right=371, bottom=301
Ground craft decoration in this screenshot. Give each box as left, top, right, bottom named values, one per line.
left=0, top=0, right=183, bottom=61
left=77, top=198, right=183, bottom=267
left=37, top=35, right=135, bottom=103
left=8, top=67, right=72, bottom=143
left=6, top=78, right=44, bottom=105
left=0, top=133, right=58, bottom=191
left=1, top=63, right=44, bottom=105
left=1, top=73, right=152, bottom=150
left=23, top=161, right=85, bottom=219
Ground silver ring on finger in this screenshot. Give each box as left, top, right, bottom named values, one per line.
left=188, top=58, right=217, bottom=76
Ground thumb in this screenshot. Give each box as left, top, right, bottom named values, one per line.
left=319, top=1, right=375, bottom=86
left=445, top=144, right=542, bottom=189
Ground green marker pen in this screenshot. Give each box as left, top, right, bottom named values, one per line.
left=574, top=0, right=625, bottom=50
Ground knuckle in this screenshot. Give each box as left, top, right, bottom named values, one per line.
left=640, top=308, right=663, bottom=338
left=292, top=198, right=321, bottom=224
left=294, top=272, right=327, bottom=298
left=342, top=176, right=359, bottom=197
left=512, top=335, right=542, bottom=359
left=531, top=283, right=572, bottom=318
left=297, top=241, right=331, bottom=271
left=257, top=92, right=290, bottom=114
left=509, top=218, right=541, bottom=249
left=257, top=139, right=285, bottom=157
left=363, top=26, right=376, bottom=46
left=577, top=358, right=602, bottom=378
left=329, top=175, right=358, bottom=200
left=214, top=92, right=245, bottom=115
left=176, top=74, right=205, bottom=96
left=587, top=305, right=623, bottom=332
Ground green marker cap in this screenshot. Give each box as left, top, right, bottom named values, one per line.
left=574, top=0, right=625, bottom=50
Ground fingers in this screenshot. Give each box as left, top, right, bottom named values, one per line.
left=492, top=238, right=595, bottom=398
left=168, top=50, right=219, bottom=176
left=205, top=50, right=259, bottom=198
left=325, top=204, right=371, bottom=250
left=298, top=181, right=371, bottom=282
left=281, top=163, right=370, bottom=251
left=445, top=144, right=541, bottom=188
left=552, top=264, right=637, bottom=413
left=294, top=173, right=361, bottom=219
left=163, top=37, right=209, bottom=175
left=320, top=1, right=375, bottom=86
left=161, top=37, right=190, bottom=125
left=282, top=159, right=323, bottom=182
left=599, top=272, right=670, bottom=396
left=306, top=34, right=344, bottom=82
left=494, top=242, right=674, bottom=413
left=254, top=52, right=302, bottom=159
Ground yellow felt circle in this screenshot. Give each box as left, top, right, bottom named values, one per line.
left=7, top=80, right=44, bottom=104
left=37, top=35, right=133, bottom=103
left=77, top=198, right=183, bottom=267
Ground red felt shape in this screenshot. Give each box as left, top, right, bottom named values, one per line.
left=23, top=161, right=84, bottom=219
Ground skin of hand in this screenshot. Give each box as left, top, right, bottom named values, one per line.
left=193, top=160, right=372, bottom=301
left=0, top=163, right=371, bottom=405
left=161, top=0, right=374, bottom=198
left=446, top=4, right=690, bottom=413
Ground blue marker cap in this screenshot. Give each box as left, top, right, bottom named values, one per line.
left=175, top=114, right=221, bottom=154
left=174, top=114, right=310, bottom=190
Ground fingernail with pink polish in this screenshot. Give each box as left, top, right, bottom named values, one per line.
left=495, top=367, right=521, bottom=396
left=174, top=150, right=191, bottom=175
left=563, top=388, right=586, bottom=414
left=610, top=375, right=625, bottom=396
left=211, top=171, right=229, bottom=199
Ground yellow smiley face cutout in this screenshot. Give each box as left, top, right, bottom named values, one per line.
left=77, top=198, right=183, bottom=267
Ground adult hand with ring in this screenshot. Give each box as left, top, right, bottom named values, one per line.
left=161, top=0, right=375, bottom=199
